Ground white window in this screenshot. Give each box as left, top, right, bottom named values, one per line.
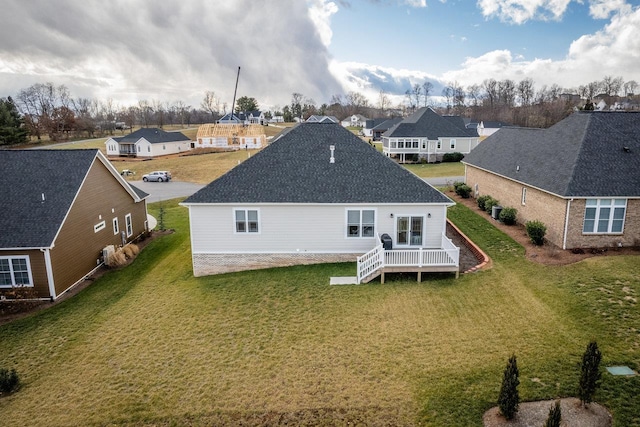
left=235, top=209, right=259, bottom=233
left=125, top=213, right=133, bottom=237
left=437, top=140, right=442, bottom=150
left=94, top=220, right=106, bottom=233
left=113, top=217, right=119, bottom=235
left=450, top=139, right=456, bottom=149
left=347, top=209, right=375, bottom=238
left=0, top=256, right=33, bottom=287
left=521, top=188, right=527, bottom=205
left=583, top=199, right=626, bottom=234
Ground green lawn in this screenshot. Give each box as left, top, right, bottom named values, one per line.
left=404, top=162, right=464, bottom=178
left=1, top=202, right=638, bottom=426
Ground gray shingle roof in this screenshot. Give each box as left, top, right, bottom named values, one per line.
left=463, top=112, right=640, bottom=197
left=183, top=122, right=453, bottom=205
left=0, top=150, right=98, bottom=248
left=114, top=128, right=189, bottom=144
left=384, top=107, right=478, bottom=139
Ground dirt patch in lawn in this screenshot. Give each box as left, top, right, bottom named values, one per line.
left=483, top=397, right=612, bottom=427
left=450, top=192, right=639, bottom=266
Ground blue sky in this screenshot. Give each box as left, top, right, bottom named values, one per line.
left=0, top=0, right=639, bottom=110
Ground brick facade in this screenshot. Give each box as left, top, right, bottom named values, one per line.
left=193, top=253, right=361, bottom=277
left=466, top=166, right=640, bottom=249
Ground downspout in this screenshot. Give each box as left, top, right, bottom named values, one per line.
left=41, top=248, right=57, bottom=301
left=562, top=198, right=573, bottom=250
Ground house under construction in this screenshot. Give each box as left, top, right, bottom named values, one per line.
left=195, top=123, right=267, bottom=150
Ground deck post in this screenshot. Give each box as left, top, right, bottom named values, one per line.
left=417, top=271, right=422, bottom=282
left=381, top=271, right=385, bottom=284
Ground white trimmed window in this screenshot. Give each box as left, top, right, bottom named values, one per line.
left=450, top=139, right=456, bottom=149
left=125, top=213, right=133, bottom=237
left=347, top=209, right=375, bottom=238
left=521, top=188, right=527, bottom=205
left=583, top=199, right=626, bottom=234
left=0, top=256, right=33, bottom=287
left=235, top=209, right=259, bottom=233
left=113, top=217, right=119, bottom=235
left=437, top=140, right=442, bottom=149
left=94, top=220, right=106, bottom=233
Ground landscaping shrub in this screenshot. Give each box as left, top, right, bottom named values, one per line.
left=498, top=354, right=520, bottom=420
left=442, top=152, right=464, bottom=162
left=484, top=197, right=500, bottom=215
left=544, top=400, right=562, bottom=427
left=122, top=244, right=139, bottom=259
left=455, top=184, right=472, bottom=198
left=499, top=207, right=517, bottom=225
left=525, top=220, right=547, bottom=246
left=107, top=249, right=127, bottom=267
left=579, top=341, right=602, bottom=406
left=453, top=181, right=465, bottom=191
left=0, top=368, right=21, bottom=395
left=476, top=194, right=492, bottom=211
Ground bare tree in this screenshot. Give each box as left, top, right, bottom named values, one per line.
left=482, top=78, right=498, bottom=110
left=498, top=79, right=516, bottom=107
left=411, top=84, right=422, bottom=110
left=201, top=91, right=220, bottom=120
left=291, top=92, right=304, bottom=119
left=517, top=78, right=535, bottom=106
left=601, top=75, right=624, bottom=96
left=377, top=90, right=391, bottom=114
left=422, top=81, right=433, bottom=107
left=467, top=84, right=482, bottom=108
left=623, top=80, right=638, bottom=96
left=441, top=85, right=453, bottom=113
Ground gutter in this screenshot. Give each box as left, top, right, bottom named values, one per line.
left=562, top=198, right=573, bottom=250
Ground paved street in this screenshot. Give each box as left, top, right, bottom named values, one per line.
left=129, top=180, right=204, bottom=202
left=424, top=176, right=464, bottom=186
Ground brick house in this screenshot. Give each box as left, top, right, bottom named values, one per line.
left=463, top=111, right=640, bottom=250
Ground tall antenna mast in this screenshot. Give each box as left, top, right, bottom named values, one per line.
left=230, top=66, right=241, bottom=123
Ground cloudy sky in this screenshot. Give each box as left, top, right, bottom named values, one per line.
left=1, top=0, right=639, bottom=111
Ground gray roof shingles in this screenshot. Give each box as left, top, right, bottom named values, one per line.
left=0, top=149, right=98, bottom=248
left=384, top=107, right=478, bottom=139
left=464, top=112, right=640, bottom=197
left=184, top=122, right=452, bottom=205
left=114, top=128, right=189, bottom=144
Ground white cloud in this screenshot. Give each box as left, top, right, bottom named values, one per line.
left=307, top=0, right=339, bottom=47
left=589, top=0, right=631, bottom=19
left=477, top=0, right=573, bottom=24
left=402, top=0, right=427, bottom=7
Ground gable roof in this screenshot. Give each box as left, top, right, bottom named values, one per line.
left=372, top=118, right=402, bottom=131
left=183, top=122, right=452, bottom=205
left=114, top=128, right=189, bottom=144
left=0, top=149, right=146, bottom=249
left=384, top=107, right=478, bottom=139
left=463, top=111, right=640, bottom=197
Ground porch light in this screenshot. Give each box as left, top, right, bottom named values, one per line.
left=390, top=213, right=394, bottom=218
left=428, top=213, right=431, bottom=218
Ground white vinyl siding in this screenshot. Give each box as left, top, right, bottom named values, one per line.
left=583, top=199, right=626, bottom=234
left=0, top=256, right=34, bottom=287
left=187, top=204, right=448, bottom=254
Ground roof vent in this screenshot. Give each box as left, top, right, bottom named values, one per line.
left=623, top=146, right=631, bottom=153
left=330, top=145, right=335, bottom=163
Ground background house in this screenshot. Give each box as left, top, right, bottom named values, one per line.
left=181, top=120, right=457, bottom=278
left=341, top=114, right=368, bottom=128
left=382, top=107, right=479, bottom=163
left=463, top=111, right=640, bottom=249
left=195, top=123, right=267, bottom=149
left=105, top=128, right=191, bottom=158
left=0, top=149, right=149, bottom=300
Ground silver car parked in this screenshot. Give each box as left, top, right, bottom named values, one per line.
left=142, top=171, right=172, bottom=182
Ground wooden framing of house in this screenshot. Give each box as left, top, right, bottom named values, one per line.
left=195, top=124, right=267, bottom=149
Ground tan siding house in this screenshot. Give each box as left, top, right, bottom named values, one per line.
left=0, top=150, right=149, bottom=300
left=464, top=112, right=640, bottom=250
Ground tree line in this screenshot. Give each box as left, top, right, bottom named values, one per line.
left=2, top=74, right=638, bottom=146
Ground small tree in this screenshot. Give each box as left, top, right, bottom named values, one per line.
left=579, top=341, right=602, bottom=406
left=525, top=220, right=547, bottom=246
left=498, top=354, right=520, bottom=420
left=544, top=400, right=562, bottom=427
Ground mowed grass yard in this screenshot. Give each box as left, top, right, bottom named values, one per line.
left=1, top=201, right=639, bottom=426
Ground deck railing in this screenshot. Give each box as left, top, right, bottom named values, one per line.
left=356, top=234, right=459, bottom=283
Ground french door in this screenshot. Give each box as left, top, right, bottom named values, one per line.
left=396, top=216, right=424, bottom=246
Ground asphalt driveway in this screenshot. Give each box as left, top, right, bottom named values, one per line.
left=129, top=180, right=204, bottom=202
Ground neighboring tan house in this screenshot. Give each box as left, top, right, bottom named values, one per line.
left=382, top=107, right=479, bottom=163
left=341, top=114, right=368, bottom=128
left=105, top=128, right=191, bottom=158
left=463, top=111, right=640, bottom=250
left=195, top=123, right=267, bottom=149
left=181, top=120, right=460, bottom=283
left=0, top=149, right=149, bottom=300
left=477, top=120, right=511, bottom=140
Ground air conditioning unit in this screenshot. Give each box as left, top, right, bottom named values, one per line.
left=102, top=245, right=115, bottom=266
left=491, top=205, right=503, bottom=220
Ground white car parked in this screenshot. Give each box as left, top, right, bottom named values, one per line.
left=142, top=171, right=172, bottom=182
